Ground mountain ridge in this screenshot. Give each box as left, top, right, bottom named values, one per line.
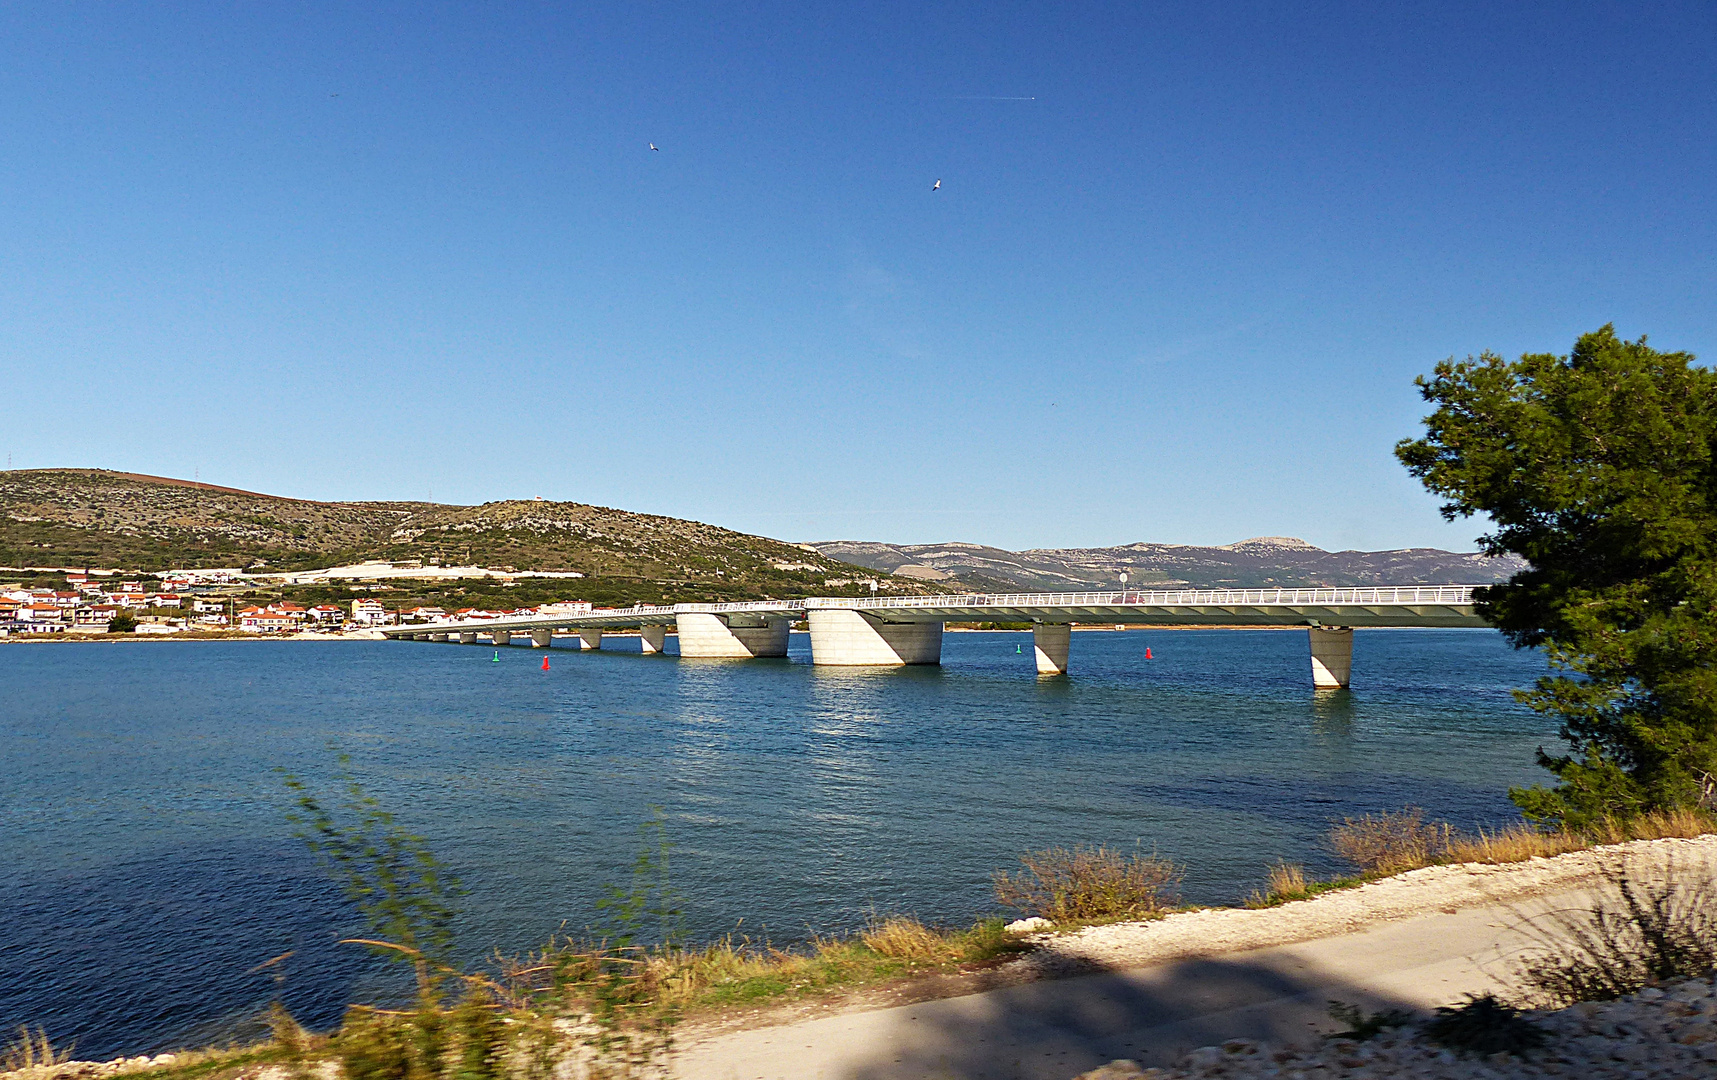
left=808, top=536, right=1523, bottom=590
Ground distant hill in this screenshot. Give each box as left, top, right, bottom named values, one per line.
left=0, top=469, right=886, bottom=599
left=809, top=536, right=1524, bottom=591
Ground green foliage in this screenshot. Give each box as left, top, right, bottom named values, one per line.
left=595, top=807, right=685, bottom=949
left=106, top=611, right=137, bottom=633
left=1396, top=325, right=1717, bottom=827
left=280, top=756, right=466, bottom=994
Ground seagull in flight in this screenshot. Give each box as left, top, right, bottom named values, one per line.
left=649, top=143, right=659, bottom=151
left=931, top=178, right=941, bottom=191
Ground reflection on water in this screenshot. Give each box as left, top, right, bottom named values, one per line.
left=2, top=629, right=1549, bottom=1057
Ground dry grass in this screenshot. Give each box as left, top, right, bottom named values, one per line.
left=859, top=916, right=963, bottom=963
left=1329, top=807, right=1456, bottom=874
left=994, top=845, right=1183, bottom=923
left=2, top=1026, right=73, bottom=1072
left=495, top=918, right=1027, bottom=1020
left=1250, top=807, right=1717, bottom=908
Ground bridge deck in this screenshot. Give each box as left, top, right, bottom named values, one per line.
left=383, top=586, right=1484, bottom=636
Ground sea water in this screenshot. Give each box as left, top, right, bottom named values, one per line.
left=0, top=629, right=1551, bottom=1057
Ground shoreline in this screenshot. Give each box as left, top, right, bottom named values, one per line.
left=12, top=832, right=1711, bottom=1080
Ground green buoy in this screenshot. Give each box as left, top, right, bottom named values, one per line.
left=492, top=650, right=501, bottom=662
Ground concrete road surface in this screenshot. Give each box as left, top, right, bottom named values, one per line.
left=669, top=897, right=1548, bottom=1080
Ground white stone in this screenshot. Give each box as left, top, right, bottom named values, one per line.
left=1007, top=917, right=1053, bottom=932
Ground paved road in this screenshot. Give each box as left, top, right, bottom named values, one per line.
left=669, top=898, right=1545, bottom=1080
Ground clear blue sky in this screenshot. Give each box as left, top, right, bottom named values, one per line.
left=2, top=2, right=1712, bottom=552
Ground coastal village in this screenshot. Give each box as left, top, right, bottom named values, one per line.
left=0, top=563, right=604, bottom=637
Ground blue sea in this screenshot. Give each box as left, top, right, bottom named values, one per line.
left=0, top=629, right=1552, bottom=1058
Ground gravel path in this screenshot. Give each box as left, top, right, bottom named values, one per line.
left=1076, top=976, right=1717, bottom=1079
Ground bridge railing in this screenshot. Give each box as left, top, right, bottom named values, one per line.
left=806, top=585, right=1479, bottom=610
left=676, top=601, right=805, bottom=614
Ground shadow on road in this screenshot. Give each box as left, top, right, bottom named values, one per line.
left=839, top=951, right=1421, bottom=1080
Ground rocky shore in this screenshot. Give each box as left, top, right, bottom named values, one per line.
left=1075, top=976, right=1717, bottom=1080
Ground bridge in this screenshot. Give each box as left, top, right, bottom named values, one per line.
left=382, top=585, right=1487, bottom=688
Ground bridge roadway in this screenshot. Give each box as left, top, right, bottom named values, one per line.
left=383, top=585, right=1486, bottom=688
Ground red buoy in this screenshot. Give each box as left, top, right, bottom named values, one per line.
left=1145, top=647, right=1153, bottom=659
left=541, top=656, right=551, bottom=671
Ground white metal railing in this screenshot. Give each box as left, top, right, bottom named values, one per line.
left=805, top=585, right=1479, bottom=611
left=675, top=600, right=805, bottom=614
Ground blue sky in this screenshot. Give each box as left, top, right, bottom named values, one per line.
left=2, top=2, right=1712, bottom=551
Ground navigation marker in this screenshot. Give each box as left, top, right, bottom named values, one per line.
left=492, top=650, right=501, bottom=662
left=1146, top=647, right=1153, bottom=660
left=541, top=655, right=551, bottom=671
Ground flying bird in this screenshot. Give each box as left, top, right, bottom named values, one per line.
left=649, top=143, right=659, bottom=151
left=931, top=179, right=941, bottom=191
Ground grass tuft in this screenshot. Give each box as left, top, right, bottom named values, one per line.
left=1329, top=807, right=1455, bottom=874
left=2, top=1025, right=74, bottom=1072
left=993, top=845, right=1183, bottom=923
left=859, top=916, right=961, bottom=963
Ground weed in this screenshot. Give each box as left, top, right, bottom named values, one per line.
left=1329, top=808, right=1454, bottom=874
left=860, top=916, right=959, bottom=963
left=595, top=807, right=684, bottom=950
left=2, top=1025, right=73, bottom=1072
left=1326, top=1001, right=1414, bottom=1041
left=1510, top=861, right=1717, bottom=1006
left=1422, top=994, right=1546, bottom=1056
left=993, top=845, right=1182, bottom=922
left=280, top=756, right=466, bottom=997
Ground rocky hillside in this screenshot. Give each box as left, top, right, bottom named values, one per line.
left=0, top=470, right=887, bottom=598
left=811, top=535, right=1525, bottom=590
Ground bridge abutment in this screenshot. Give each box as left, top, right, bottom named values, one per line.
left=1032, top=623, right=1071, bottom=675
left=676, top=612, right=790, bottom=658
left=806, top=609, right=943, bottom=665
left=639, top=625, right=668, bottom=654
left=1309, top=627, right=1353, bottom=689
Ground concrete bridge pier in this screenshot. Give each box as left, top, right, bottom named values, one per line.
left=491, top=629, right=512, bottom=647
left=577, top=629, right=603, bottom=651
left=806, top=609, right=943, bottom=666
left=639, top=625, right=668, bottom=654
left=458, top=631, right=477, bottom=645
left=531, top=629, right=554, bottom=648
left=1032, top=622, right=1071, bottom=675
left=430, top=633, right=448, bottom=643
left=676, top=612, right=790, bottom=658
left=1309, top=627, right=1354, bottom=689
